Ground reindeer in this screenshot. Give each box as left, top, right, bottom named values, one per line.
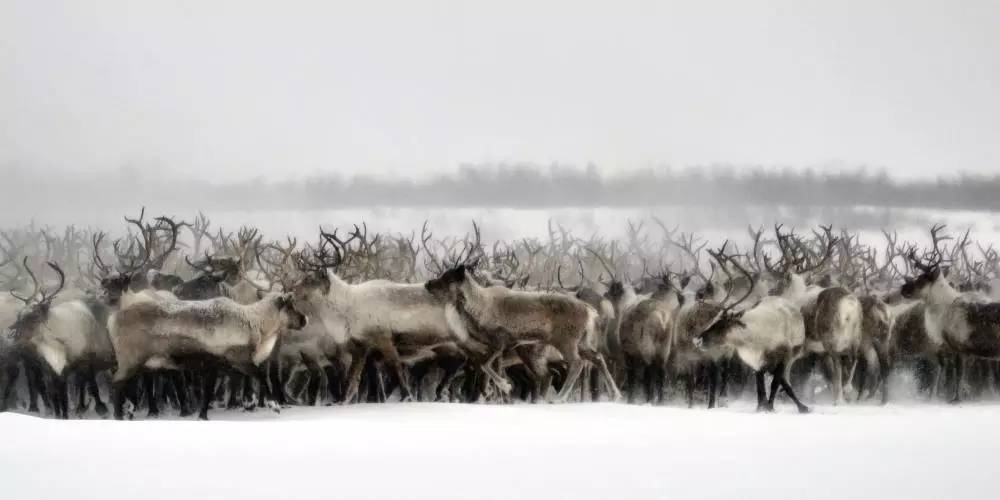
left=425, top=262, right=622, bottom=403
left=899, top=224, right=1000, bottom=403
left=4, top=258, right=114, bottom=418
left=616, top=264, right=681, bottom=404
left=290, top=228, right=476, bottom=404
left=107, top=291, right=307, bottom=419
left=766, top=225, right=864, bottom=405
left=694, top=252, right=811, bottom=413
left=665, top=239, right=755, bottom=409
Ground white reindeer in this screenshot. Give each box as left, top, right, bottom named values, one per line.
left=694, top=252, right=811, bottom=413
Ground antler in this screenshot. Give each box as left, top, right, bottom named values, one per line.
left=908, top=224, right=950, bottom=273
left=38, top=261, right=66, bottom=305
left=9, top=256, right=40, bottom=305
left=665, top=230, right=708, bottom=282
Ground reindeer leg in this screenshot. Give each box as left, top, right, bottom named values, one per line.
left=778, top=363, right=811, bottom=414
left=929, top=354, right=944, bottom=401
left=303, top=358, right=321, bottom=406
left=474, top=348, right=512, bottom=398
left=860, top=345, right=879, bottom=402
left=434, top=348, right=466, bottom=402
left=0, top=363, right=18, bottom=412
left=624, top=353, right=637, bottom=404
left=875, top=345, right=891, bottom=405
left=823, top=351, right=844, bottom=405
left=654, top=362, right=667, bottom=405
left=685, top=371, right=696, bottom=408
left=580, top=348, right=620, bottom=402
left=641, top=362, right=654, bottom=403
left=373, top=339, right=411, bottom=402
left=253, top=365, right=278, bottom=412
left=269, top=360, right=289, bottom=407
left=75, top=370, right=90, bottom=417
left=708, top=363, right=720, bottom=409
left=198, top=365, right=218, bottom=420
left=315, top=361, right=330, bottom=406
left=590, top=361, right=602, bottom=401
left=342, top=343, right=368, bottom=405
left=555, top=359, right=584, bottom=403
left=166, top=371, right=191, bottom=417
left=717, top=359, right=730, bottom=406
left=225, top=373, right=243, bottom=410
left=25, top=360, right=43, bottom=413
left=111, top=364, right=137, bottom=421
left=324, top=364, right=344, bottom=403
left=950, top=354, right=964, bottom=404
left=754, top=370, right=767, bottom=412
left=144, top=373, right=160, bottom=418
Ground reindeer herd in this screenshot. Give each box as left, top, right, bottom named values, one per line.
left=2, top=210, right=1000, bottom=420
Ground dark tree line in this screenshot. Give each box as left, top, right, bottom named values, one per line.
left=6, top=163, right=1000, bottom=212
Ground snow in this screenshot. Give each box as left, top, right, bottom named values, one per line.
left=2, top=402, right=996, bottom=500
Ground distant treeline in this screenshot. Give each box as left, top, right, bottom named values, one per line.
left=9, top=164, right=1000, bottom=212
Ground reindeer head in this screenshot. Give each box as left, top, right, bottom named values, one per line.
left=694, top=309, right=746, bottom=351
left=7, top=258, right=65, bottom=340
left=694, top=249, right=755, bottom=353
left=900, top=224, right=951, bottom=300
left=424, top=264, right=469, bottom=302
left=287, top=228, right=347, bottom=302
left=272, top=292, right=308, bottom=331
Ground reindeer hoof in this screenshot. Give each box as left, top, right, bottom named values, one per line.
left=948, top=397, right=961, bottom=406
left=797, top=405, right=812, bottom=414
left=266, top=400, right=281, bottom=413
left=198, top=412, right=209, bottom=421
left=95, top=403, right=109, bottom=417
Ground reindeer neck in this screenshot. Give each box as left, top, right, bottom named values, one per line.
left=457, top=274, right=490, bottom=318
left=781, top=273, right=808, bottom=301
left=926, top=275, right=961, bottom=306
left=242, top=299, right=280, bottom=334
left=326, top=271, right=354, bottom=301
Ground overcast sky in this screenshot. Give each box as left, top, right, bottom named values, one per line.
left=2, top=0, right=999, bottom=182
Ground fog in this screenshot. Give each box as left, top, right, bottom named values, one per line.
left=3, top=0, right=1000, bottom=182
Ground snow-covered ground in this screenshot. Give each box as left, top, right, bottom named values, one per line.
left=2, top=401, right=996, bottom=500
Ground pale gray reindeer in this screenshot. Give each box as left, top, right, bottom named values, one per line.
left=425, top=262, right=622, bottom=403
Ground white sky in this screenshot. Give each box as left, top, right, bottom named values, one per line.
left=2, top=0, right=999, bottom=181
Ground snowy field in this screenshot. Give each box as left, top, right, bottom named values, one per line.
left=2, top=402, right=997, bottom=500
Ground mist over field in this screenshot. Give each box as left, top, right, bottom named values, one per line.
left=5, top=165, right=999, bottom=247
left=8, top=164, right=1000, bottom=212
